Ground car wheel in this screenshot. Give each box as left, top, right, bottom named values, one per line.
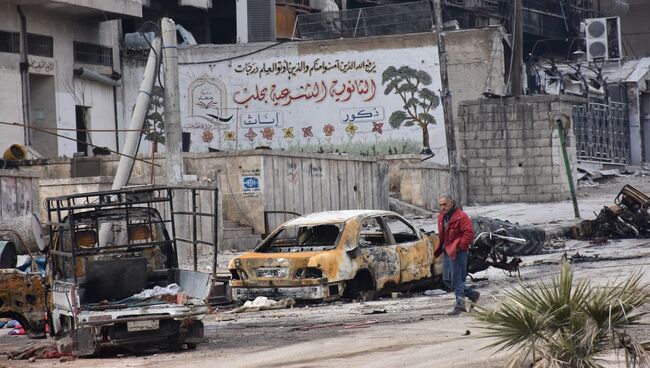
left=344, top=271, right=376, bottom=301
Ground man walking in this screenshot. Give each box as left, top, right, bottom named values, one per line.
left=434, top=193, right=480, bottom=315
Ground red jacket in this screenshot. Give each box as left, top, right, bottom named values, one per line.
left=435, top=208, right=474, bottom=260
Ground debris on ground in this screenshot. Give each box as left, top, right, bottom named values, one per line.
left=228, top=297, right=295, bottom=313
left=467, top=229, right=524, bottom=276
left=4, top=341, right=71, bottom=360
left=361, top=308, right=387, bottom=315
left=472, top=217, right=546, bottom=256
left=570, top=185, right=650, bottom=240
left=423, top=289, right=447, bottom=296
left=291, top=319, right=379, bottom=331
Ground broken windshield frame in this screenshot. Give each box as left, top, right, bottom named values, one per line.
left=255, top=223, right=345, bottom=253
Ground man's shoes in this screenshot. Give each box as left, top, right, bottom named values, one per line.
left=469, top=291, right=481, bottom=304
left=447, top=307, right=466, bottom=316
left=468, top=292, right=480, bottom=311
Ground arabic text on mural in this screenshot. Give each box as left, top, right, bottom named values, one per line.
left=232, top=59, right=377, bottom=78
left=233, top=79, right=377, bottom=107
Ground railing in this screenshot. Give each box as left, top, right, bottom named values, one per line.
left=572, top=101, right=630, bottom=164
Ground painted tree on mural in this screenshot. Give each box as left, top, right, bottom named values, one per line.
left=382, top=66, right=440, bottom=152
left=143, top=86, right=165, bottom=152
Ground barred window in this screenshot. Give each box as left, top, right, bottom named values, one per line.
left=27, top=33, right=53, bottom=57
left=73, top=41, right=113, bottom=66
left=0, top=31, right=20, bottom=54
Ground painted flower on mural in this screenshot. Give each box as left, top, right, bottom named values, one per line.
left=372, top=121, right=384, bottom=135
left=283, top=127, right=294, bottom=139
left=224, top=131, right=236, bottom=141
left=345, top=122, right=358, bottom=137
left=244, top=128, right=257, bottom=142
left=261, top=127, right=275, bottom=140
left=302, top=126, right=313, bottom=138
left=323, top=124, right=335, bottom=137
left=202, top=130, right=214, bottom=143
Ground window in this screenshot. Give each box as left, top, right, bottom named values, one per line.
left=73, top=41, right=112, bottom=66
left=0, top=31, right=20, bottom=54
left=359, top=217, right=387, bottom=247
left=258, top=223, right=343, bottom=253
left=27, top=33, right=53, bottom=57
left=384, top=216, right=419, bottom=244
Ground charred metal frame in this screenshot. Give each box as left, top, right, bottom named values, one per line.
left=45, top=186, right=220, bottom=282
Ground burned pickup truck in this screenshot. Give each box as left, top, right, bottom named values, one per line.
left=1, top=186, right=218, bottom=356
left=229, top=210, right=442, bottom=301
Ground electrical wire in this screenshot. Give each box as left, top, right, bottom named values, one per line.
left=178, top=41, right=288, bottom=65
left=0, top=121, right=160, bottom=167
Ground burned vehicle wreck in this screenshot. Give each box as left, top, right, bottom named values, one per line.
left=229, top=210, right=442, bottom=301
left=0, top=187, right=218, bottom=357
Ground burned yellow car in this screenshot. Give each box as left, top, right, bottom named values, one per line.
left=228, top=210, right=442, bottom=301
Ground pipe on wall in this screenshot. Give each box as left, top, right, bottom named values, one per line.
left=17, top=6, right=31, bottom=146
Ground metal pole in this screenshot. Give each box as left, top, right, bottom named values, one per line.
left=431, top=0, right=463, bottom=205
left=162, top=18, right=189, bottom=266
left=556, top=121, right=580, bottom=218
left=511, top=0, right=524, bottom=96
left=111, top=37, right=161, bottom=190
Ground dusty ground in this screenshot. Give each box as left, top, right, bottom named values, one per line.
left=2, top=174, right=650, bottom=368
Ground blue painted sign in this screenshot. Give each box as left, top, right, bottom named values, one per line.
left=243, top=176, right=259, bottom=189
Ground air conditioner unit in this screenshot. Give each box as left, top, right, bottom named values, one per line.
left=585, top=17, right=622, bottom=62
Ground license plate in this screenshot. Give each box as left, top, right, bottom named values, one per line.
left=127, top=320, right=159, bottom=332
left=257, top=267, right=288, bottom=278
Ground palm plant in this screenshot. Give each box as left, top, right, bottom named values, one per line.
left=474, top=261, right=649, bottom=368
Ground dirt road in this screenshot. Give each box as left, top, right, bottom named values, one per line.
left=2, top=175, right=650, bottom=368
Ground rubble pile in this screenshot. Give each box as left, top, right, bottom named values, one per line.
left=570, top=184, right=650, bottom=240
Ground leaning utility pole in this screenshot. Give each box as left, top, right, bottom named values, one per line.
left=431, top=0, right=463, bottom=205
left=511, top=0, right=524, bottom=95
left=162, top=18, right=189, bottom=264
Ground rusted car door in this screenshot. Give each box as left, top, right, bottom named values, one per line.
left=357, top=216, right=401, bottom=289
left=382, top=215, right=431, bottom=283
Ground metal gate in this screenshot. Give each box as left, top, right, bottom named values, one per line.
left=572, top=102, right=630, bottom=164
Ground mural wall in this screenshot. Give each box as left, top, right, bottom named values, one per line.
left=176, top=40, right=447, bottom=164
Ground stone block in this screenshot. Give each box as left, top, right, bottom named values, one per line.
left=486, top=158, right=502, bottom=167
left=490, top=167, right=508, bottom=176
left=535, top=157, right=552, bottom=166
left=499, top=193, right=521, bottom=202
left=536, top=176, right=552, bottom=185
left=508, top=185, right=525, bottom=194
left=539, top=147, right=553, bottom=156
left=491, top=148, right=507, bottom=157
left=524, top=147, right=541, bottom=156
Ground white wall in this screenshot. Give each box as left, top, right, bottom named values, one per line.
left=0, top=1, right=121, bottom=158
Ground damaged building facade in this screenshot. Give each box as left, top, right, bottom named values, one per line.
left=0, top=0, right=142, bottom=158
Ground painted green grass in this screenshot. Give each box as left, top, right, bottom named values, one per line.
left=279, top=137, right=423, bottom=156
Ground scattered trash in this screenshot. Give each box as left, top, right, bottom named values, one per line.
left=463, top=330, right=471, bottom=336
left=133, top=283, right=181, bottom=298
left=5, top=341, right=71, bottom=360
left=5, top=320, right=20, bottom=329
left=423, top=289, right=447, bottom=296
left=391, top=292, right=401, bottom=299
left=567, top=252, right=643, bottom=264
left=229, top=296, right=295, bottom=313
left=362, top=308, right=387, bottom=315
left=8, top=328, right=25, bottom=335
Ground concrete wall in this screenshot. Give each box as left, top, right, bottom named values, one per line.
left=458, top=95, right=583, bottom=204
left=0, top=170, right=39, bottom=222
left=0, top=2, right=122, bottom=157
left=23, top=151, right=390, bottom=234
left=121, top=27, right=506, bottom=164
